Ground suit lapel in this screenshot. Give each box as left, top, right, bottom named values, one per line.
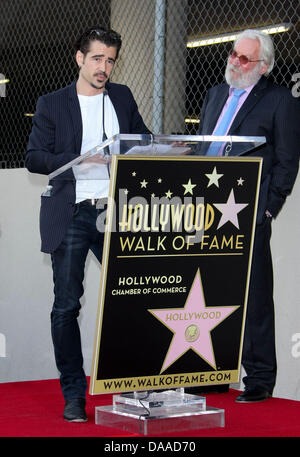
left=105, top=82, right=126, bottom=132
left=207, top=85, right=229, bottom=134
left=67, top=81, right=82, bottom=155
left=199, top=84, right=228, bottom=154
left=228, top=76, right=269, bottom=134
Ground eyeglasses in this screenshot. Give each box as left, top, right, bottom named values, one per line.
left=230, top=50, right=264, bottom=65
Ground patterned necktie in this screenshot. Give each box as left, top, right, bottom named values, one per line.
left=206, top=88, right=246, bottom=156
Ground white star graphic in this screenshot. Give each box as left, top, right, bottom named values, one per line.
left=140, top=179, right=148, bottom=188
left=182, top=178, right=197, bottom=195
left=205, top=167, right=224, bottom=188
left=213, top=189, right=248, bottom=229
left=237, top=177, right=244, bottom=186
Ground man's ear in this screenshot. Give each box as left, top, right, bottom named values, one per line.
left=75, top=50, right=84, bottom=69
left=259, top=62, right=269, bottom=75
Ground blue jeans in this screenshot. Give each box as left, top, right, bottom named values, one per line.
left=50, top=200, right=104, bottom=401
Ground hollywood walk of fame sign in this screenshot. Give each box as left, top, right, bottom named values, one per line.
left=89, top=154, right=262, bottom=395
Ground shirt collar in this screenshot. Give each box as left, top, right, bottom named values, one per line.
left=228, top=82, right=256, bottom=96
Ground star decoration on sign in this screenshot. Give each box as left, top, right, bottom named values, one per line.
left=182, top=178, right=196, bottom=195
left=149, top=269, right=239, bottom=372
left=205, top=167, right=224, bottom=188
left=140, top=179, right=148, bottom=188
left=237, top=177, right=244, bottom=186
left=213, top=189, right=248, bottom=229
left=165, top=190, right=173, bottom=198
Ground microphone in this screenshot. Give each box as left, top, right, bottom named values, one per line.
left=102, top=88, right=110, bottom=176
left=102, top=88, right=108, bottom=143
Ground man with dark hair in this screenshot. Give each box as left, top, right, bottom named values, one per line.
left=75, top=26, right=122, bottom=59
left=26, top=26, right=150, bottom=422
left=196, top=29, right=300, bottom=403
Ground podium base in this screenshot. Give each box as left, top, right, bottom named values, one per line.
left=95, top=390, right=225, bottom=435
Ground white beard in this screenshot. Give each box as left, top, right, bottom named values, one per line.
left=225, top=60, right=263, bottom=89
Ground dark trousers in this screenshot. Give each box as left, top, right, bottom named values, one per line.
left=242, top=217, right=276, bottom=393
left=50, top=201, right=104, bottom=401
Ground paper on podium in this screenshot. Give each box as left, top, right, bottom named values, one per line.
left=125, top=143, right=190, bottom=155
left=72, top=143, right=190, bottom=180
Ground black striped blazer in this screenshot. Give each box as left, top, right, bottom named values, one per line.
left=26, top=80, right=150, bottom=253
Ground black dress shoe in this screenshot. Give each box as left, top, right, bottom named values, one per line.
left=235, top=388, right=271, bottom=403
left=63, top=398, right=87, bottom=422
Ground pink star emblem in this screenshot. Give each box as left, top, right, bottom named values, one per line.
left=149, top=269, right=239, bottom=373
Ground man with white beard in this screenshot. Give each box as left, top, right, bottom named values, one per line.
left=193, top=29, right=300, bottom=402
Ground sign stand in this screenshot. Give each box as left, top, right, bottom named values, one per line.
left=95, top=389, right=223, bottom=435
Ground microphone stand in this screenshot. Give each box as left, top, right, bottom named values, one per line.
left=102, top=89, right=110, bottom=177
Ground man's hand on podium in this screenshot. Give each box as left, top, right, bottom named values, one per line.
left=82, top=153, right=111, bottom=164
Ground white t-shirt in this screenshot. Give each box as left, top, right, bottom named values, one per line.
left=75, top=92, right=119, bottom=203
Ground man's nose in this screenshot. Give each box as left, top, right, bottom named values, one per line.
left=98, top=60, right=107, bottom=71
left=231, top=54, right=241, bottom=66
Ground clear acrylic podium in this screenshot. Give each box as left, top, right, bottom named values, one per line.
left=48, top=134, right=265, bottom=435
left=48, top=133, right=265, bottom=181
